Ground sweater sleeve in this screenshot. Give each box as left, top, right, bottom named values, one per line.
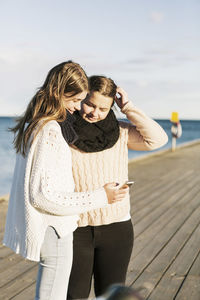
left=29, top=125, right=108, bottom=216
left=121, top=102, right=168, bottom=151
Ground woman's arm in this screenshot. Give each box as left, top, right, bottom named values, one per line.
left=29, top=125, right=109, bottom=216
left=116, top=87, right=168, bottom=151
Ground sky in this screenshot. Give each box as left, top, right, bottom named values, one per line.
left=0, top=0, right=199, bottom=119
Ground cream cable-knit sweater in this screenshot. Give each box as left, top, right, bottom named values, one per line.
left=70, top=102, right=168, bottom=226
left=3, top=121, right=108, bottom=261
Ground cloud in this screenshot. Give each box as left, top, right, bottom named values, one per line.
left=126, top=58, right=154, bottom=65
left=123, top=49, right=200, bottom=72
left=114, top=78, right=200, bottom=119
left=150, top=11, right=164, bottom=24
left=0, top=45, right=199, bottom=118
left=135, top=80, right=149, bottom=88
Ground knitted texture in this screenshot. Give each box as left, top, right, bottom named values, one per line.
left=71, top=125, right=130, bottom=226
left=71, top=102, right=168, bottom=226
left=3, top=121, right=108, bottom=261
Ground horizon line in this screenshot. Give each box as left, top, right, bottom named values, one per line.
left=0, top=115, right=200, bottom=121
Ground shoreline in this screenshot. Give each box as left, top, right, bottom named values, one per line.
left=1, top=139, right=200, bottom=201
left=0, top=193, right=9, bottom=202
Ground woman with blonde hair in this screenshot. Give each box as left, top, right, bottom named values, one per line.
left=67, top=75, right=168, bottom=299
left=3, top=62, right=127, bottom=300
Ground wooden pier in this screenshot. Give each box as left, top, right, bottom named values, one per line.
left=0, top=141, right=200, bottom=299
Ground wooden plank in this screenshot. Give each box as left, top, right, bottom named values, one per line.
left=0, top=265, right=37, bottom=300
left=130, top=165, right=194, bottom=203
left=0, top=252, right=23, bottom=273
left=131, top=170, right=194, bottom=218
left=185, top=250, right=200, bottom=277
left=126, top=190, right=200, bottom=285
left=175, top=251, right=200, bottom=300
left=128, top=168, right=179, bottom=203
left=132, top=172, right=199, bottom=229
left=0, top=259, right=36, bottom=288
left=10, top=283, right=36, bottom=300
left=131, top=181, right=200, bottom=259
left=128, top=203, right=200, bottom=299
left=0, top=246, right=14, bottom=258
left=145, top=223, right=200, bottom=300
left=133, top=176, right=200, bottom=237
left=129, top=150, right=198, bottom=214
left=175, top=276, right=200, bottom=300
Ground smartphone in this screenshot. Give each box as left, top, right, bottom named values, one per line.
left=120, top=181, right=134, bottom=188
left=125, top=180, right=134, bottom=187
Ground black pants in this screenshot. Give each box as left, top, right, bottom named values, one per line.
left=67, top=220, right=134, bottom=299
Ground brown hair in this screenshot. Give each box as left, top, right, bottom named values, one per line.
left=11, top=60, right=88, bottom=155
left=89, top=75, right=117, bottom=102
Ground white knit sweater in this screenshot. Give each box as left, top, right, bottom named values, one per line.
left=3, top=121, right=108, bottom=261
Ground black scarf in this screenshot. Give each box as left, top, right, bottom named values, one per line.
left=71, top=109, right=120, bottom=152
left=58, top=111, right=78, bottom=144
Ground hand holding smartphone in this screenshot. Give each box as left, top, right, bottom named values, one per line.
left=125, top=181, right=134, bottom=187
left=120, top=181, right=134, bottom=189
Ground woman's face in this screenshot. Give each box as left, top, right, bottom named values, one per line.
left=81, top=91, right=113, bottom=123
left=62, top=91, right=87, bottom=114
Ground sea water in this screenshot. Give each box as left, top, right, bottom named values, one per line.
left=0, top=117, right=200, bottom=195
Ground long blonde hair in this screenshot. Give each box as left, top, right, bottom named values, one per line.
left=11, top=61, right=88, bottom=156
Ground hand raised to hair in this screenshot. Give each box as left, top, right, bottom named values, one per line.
left=115, top=87, right=130, bottom=109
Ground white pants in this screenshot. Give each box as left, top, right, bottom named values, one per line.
left=35, top=226, right=73, bottom=300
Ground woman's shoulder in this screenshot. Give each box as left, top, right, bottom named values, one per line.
left=30, top=120, right=63, bottom=146
left=42, top=120, right=61, bottom=131
left=37, top=120, right=62, bottom=137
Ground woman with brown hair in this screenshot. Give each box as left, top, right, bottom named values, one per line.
left=3, top=62, right=127, bottom=300
left=67, top=75, right=168, bottom=299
